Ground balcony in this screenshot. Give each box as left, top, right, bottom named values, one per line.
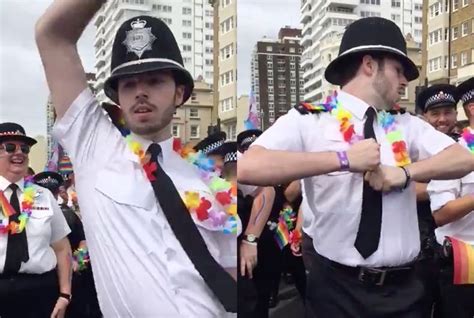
left=301, top=8, right=312, bottom=24
left=94, top=10, right=105, bottom=27
left=326, top=0, right=358, bottom=8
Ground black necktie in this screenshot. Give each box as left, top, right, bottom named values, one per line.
left=147, top=143, right=237, bottom=312
left=4, top=183, right=29, bottom=274
left=354, top=108, right=383, bottom=259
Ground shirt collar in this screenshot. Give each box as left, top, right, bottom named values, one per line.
left=127, top=133, right=175, bottom=163
left=337, top=90, right=375, bottom=120
left=0, top=175, right=24, bottom=192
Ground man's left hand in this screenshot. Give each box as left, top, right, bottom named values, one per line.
left=365, top=165, right=407, bottom=192
left=50, top=297, right=69, bottom=318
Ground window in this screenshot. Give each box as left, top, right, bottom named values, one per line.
left=452, top=54, right=458, bottom=68
left=391, top=14, right=401, bottom=22
left=205, top=10, right=213, bottom=17
left=220, top=97, right=234, bottom=112
left=401, top=87, right=408, bottom=100
left=462, top=0, right=469, bottom=6
left=220, top=17, right=234, bottom=34
left=220, top=71, right=233, bottom=86
left=183, top=57, right=192, bottom=64
left=391, top=0, right=401, bottom=8
left=190, top=125, right=200, bottom=139
left=183, top=32, right=192, bottom=39
left=205, top=47, right=213, bottom=54
left=461, top=51, right=468, bottom=66
left=205, top=22, right=213, bottom=28
left=462, top=21, right=469, bottom=36
left=221, top=44, right=233, bottom=60
left=414, top=3, right=423, bottom=10
left=189, top=108, right=199, bottom=118
left=289, top=47, right=296, bottom=53
left=445, top=27, right=449, bottom=40
left=205, top=59, right=213, bottom=66
left=452, top=26, right=459, bottom=39
left=429, top=28, right=442, bottom=45
left=266, top=46, right=273, bottom=52
left=414, top=16, right=422, bottom=23
left=172, top=125, right=179, bottom=137
left=429, top=2, right=441, bottom=18
left=182, top=7, right=192, bottom=15
left=453, top=0, right=460, bottom=11
left=361, top=11, right=381, bottom=17
left=360, top=0, right=380, bottom=3
left=191, top=93, right=197, bottom=101
left=221, top=0, right=231, bottom=8
left=444, top=55, right=449, bottom=69
left=162, top=18, right=172, bottom=25
left=183, top=20, right=192, bottom=27
left=182, top=45, right=192, bottom=52
left=205, top=34, right=213, bottom=41
left=428, top=56, right=442, bottom=72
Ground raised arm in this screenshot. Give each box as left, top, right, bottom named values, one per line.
left=35, top=0, right=105, bottom=118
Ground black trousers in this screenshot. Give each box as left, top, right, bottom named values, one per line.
left=414, top=258, right=442, bottom=318
left=304, top=250, right=424, bottom=318
left=281, top=245, right=306, bottom=299
left=67, top=268, right=102, bottom=318
left=438, top=260, right=474, bottom=318
left=0, top=269, right=58, bottom=318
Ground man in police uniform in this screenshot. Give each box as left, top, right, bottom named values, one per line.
left=36, top=1, right=236, bottom=316
left=427, top=77, right=474, bottom=318
left=0, top=122, right=71, bottom=318
left=239, top=17, right=474, bottom=317
left=194, top=131, right=227, bottom=171
left=415, top=84, right=459, bottom=317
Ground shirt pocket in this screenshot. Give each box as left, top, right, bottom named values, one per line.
left=28, top=205, right=54, bottom=241
left=94, top=168, right=156, bottom=211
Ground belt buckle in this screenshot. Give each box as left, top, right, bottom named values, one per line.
left=358, top=267, right=387, bottom=286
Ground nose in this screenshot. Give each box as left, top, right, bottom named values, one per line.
left=400, top=73, right=408, bottom=86
left=135, top=80, right=149, bottom=101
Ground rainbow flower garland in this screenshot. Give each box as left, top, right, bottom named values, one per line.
left=461, top=127, right=474, bottom=154
left=300, top=92, right=411, bottom=167
left=0, top=177, right=37, bottom=234
left=125, top=136, right=238, bottom=234
left=73, top=247, right=90, bottom=271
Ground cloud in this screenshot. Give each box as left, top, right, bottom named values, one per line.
left=0, top=0, right=95, bottom=137
left=237, top=0, right=301, bottom=96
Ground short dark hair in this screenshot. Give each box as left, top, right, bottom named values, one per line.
left=222, top=162, right=237, bottom=180
left=338, top=52, right=386, bottom=87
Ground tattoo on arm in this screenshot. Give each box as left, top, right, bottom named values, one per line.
left=253, top=194, right=266, bottom=225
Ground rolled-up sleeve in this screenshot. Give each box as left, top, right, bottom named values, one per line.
left=427, top=179, right=461, bottom=212
left=52, top=88, right=122, bottom=170
left=408, top=115, right=455, bottom=161
left=252, top=109, right=305, bottom=152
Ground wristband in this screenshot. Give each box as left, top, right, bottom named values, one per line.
left=59, top=293, right=72, bottom=302
left=400, top=166, right=411, bottom=189
left=337, top=151, right=350, bottom=171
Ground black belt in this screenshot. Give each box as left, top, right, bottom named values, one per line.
left=317, top=253, right=415, bottom=287
left=0, top=268, right=56, bottom=280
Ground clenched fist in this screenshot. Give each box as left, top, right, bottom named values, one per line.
left=346, top=139, right=380, bottom=172
left=365, top=165, right=408, bottom=192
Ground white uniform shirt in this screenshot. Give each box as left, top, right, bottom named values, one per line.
left=428, top=136, right=474, bottom=245
left=0, top=176, right=70, bottom=274
left=53, top=88, right=236, bottom=318
left=253, top=90, right=454, bottom=267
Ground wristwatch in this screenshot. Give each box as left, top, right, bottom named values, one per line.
left=59, top=293, right=72, bottom=303
left=243, top=234, right=259, bottom=244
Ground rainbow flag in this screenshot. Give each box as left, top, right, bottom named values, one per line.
left=274, top=219, right=290, bottom=250
left=58, top=154, right=73, bottom=176
left=447, top=236, right=474, bottom=284
left=0, top=191, right=15, bottom=218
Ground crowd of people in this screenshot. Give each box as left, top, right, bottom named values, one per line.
left=1, top=1, right=474, bottom=317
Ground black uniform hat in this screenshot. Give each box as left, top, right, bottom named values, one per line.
left=0, top=122, right=37, bottom=146
left=33, top=171, right=64, bottom=193
left=104, top=16, right=194, bottom=105
left=237, top=129, right=262, bottom=153
left=324, top=17, right=419, bottom=85
left=216, top=142, right=237, bottom=164
left=457, top=77, right=474, bottom=106
left=416, top=84, right=458, bottom=113
left=193, top=132, right=227, bottom=155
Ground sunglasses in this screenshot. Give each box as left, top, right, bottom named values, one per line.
left=0, top=143, right=31, bottom=154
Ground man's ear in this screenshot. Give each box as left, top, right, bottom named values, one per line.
left=175, top=85, right=185, bottom=106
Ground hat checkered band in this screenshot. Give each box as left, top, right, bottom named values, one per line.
left=36, top=176, right=59, bottom=186
left=0, top=130, right=25, bottom=137
left=203, top=140, right=224, bottom=154
left=241, top=136, right=258, bottom=147
left=224, top=151, right=237, bottom=164
left=425, top=92, right=456, bottom=109
left=461, top=89, right=474, bottom=104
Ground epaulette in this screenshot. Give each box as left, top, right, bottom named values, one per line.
left=293, top=101, right=326, bottom=115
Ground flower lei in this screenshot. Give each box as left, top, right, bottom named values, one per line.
left=301, top=92, right=411, bottom=167
left=0, top=177, right=37, bottom=234
left=125, top=136, right=238, bottom=234
left=73, top=247, right=90, bottom=271
left=461, top=127, right=474, bottom=154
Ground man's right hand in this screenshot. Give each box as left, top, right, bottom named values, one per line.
left=346, top=139, right=380, bottom=172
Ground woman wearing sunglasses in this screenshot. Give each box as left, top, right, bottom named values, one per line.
left=0, top=122, right=72, bottom=318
